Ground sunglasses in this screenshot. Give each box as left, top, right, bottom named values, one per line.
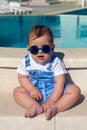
left=27, top=44, right=52, bottom=55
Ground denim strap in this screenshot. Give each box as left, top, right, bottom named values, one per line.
left=25, top=54, right=30, bottom=67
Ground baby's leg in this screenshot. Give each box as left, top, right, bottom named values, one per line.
left=45, top=84, right=80, bottom=120
left=13, top=86, right=43, bottom=118
left=56, top=84, right=81, bottom=112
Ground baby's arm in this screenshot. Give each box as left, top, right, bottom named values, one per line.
left=49, top=74, right=66, bottom=102
left=18, top=73, right=42, bottom=101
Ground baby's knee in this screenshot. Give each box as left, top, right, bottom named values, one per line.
left=67, top=84, right=81, bottom=98
left=13, top=86, right=26, bottom=97
left=74, top=85, right=81, bottom=94
left=74, top=85, right=81, bottom=99
left=72, top=85, right=81, bottom=103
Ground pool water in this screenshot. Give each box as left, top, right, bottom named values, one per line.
left=0, top=15, right=87, bottom=48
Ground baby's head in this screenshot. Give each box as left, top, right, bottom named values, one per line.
left=28, top=24, right=54, bottom=44
left=27, top=24, right=55, bottom=64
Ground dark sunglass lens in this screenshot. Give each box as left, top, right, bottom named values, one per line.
left=29, top=46, right=38, bottom=55
left=42, top=45, right=51, bottom=54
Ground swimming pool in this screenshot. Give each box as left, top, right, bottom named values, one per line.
left=0, top=15, right=87, bottom=48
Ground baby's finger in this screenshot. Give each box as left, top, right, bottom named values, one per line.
left=36, top=96, right=40, bottom=101
left=35, top=94, right=42, bottom=101
left=39, top=93, right=42, bottom=100
left=36, top=95, right=41, bottom=101
left=30, top=94, right=34, bottom=99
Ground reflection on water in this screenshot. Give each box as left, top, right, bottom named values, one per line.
left=77, top=16, right=87, bottom=38
left=0, top=15, right=87, bottom=48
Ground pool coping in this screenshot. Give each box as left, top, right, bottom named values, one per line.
left=44, top=7, right=87, bottom=15
left=0, top=47, right=87, bottom=69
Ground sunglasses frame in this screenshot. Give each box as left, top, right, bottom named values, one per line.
left=27, top=44, right=52, bottom=55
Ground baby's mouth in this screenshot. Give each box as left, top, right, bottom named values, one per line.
left=37, top=55, right=44, bottom=60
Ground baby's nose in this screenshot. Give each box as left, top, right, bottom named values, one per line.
left=38, top=49, right=43, bottom=53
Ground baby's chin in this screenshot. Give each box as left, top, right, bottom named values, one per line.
left=36, top=57, right=49, bottom=65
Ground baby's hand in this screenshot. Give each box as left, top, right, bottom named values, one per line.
left=42, top=99, right=54, bottom=112
left=29, top=87, right=42, bottom=101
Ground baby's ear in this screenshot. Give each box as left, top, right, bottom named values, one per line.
left=51, top=44, right=55, bottom=51
left=27, top=44, right=29, bottom=48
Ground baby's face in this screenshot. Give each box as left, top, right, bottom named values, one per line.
left=29, top=34, right=54, bottom=64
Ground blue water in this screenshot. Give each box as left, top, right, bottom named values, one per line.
left=0, top=15, right=87, bottom=48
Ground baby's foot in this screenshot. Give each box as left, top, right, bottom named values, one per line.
left=45, top=104, right=58, bottom=120
left=25, top=103, right=43, bottom=118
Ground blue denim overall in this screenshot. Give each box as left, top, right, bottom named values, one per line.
left=25, top=54, right=56, bottom=104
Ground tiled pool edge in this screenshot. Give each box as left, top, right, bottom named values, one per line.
left=0, top=47, right=87, bottom=130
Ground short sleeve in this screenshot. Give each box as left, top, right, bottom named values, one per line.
left=52, top=57, right=67, bottom=76
left=17, top=57, right=29, bottom=76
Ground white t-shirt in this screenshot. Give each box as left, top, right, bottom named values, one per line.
left=17, top=53, right=67, bottom=77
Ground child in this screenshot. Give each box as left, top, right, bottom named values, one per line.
left=13, top=24, right=81, bottom=120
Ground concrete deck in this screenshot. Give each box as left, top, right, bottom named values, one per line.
left=23, top=1, right=87, bottom=15
left=0, top=47, right=87, bottom=130
left=23, top=2, right=78, bottom=15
